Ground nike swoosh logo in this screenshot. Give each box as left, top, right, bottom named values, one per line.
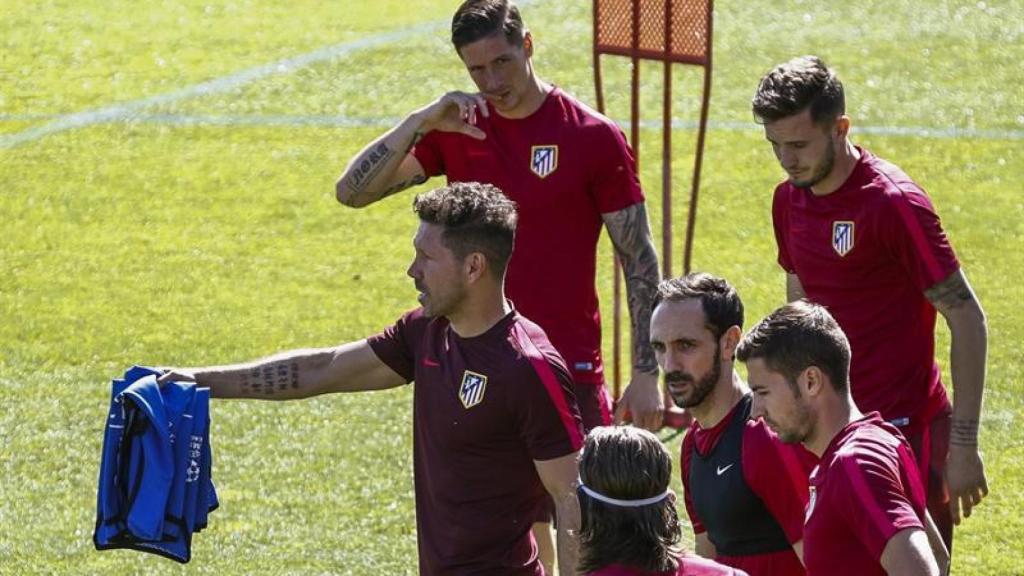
left=716, top=464, right=734, bottom=476
left=422, top=358, right=440, bottom=367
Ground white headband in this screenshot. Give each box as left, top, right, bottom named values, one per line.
left=578, top=482, right=672, bottom=508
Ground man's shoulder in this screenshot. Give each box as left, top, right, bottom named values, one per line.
left=549, top=87, right=621, bottom=133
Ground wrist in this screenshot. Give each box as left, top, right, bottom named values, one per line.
left=950, top=418, right=979, bottom=447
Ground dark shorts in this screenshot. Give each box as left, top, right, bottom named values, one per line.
left=906, top=408, right=953, bottom=552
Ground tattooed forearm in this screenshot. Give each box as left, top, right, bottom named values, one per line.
left=240, top=361, right=301, bottom=397
left=603, top=204, right=661, bottom=374
left=346, top=142, right=397, bottom=196
left=369, top=173, right=428, bottom=204
left=951, top=418, right=980, bottom=446
left=925, top=269, right=974, bottom=311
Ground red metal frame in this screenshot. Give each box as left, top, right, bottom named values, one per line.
left=593, top=0, right=714, bottom=399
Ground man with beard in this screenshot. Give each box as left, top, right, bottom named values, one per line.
left=752, top=55, right=988, bottom=552
left=650, top=273, right=814, bottom=576
left=161, top=183, right=585, bottom=575
left=739, top=301, right=948, bottom=576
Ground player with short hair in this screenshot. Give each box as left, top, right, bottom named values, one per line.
left=738, top=301, right=950, bottom=576
left=577, top=426, right=745, bottom=576
left=162, top=182, right=585, bottom=575
left=752, top=55, right=989, bottom=550
left=335, top=0, right=663, bottom=433
left=336, top=2, right=665, bottom=567
left=650, top=273, right=814, bottom=575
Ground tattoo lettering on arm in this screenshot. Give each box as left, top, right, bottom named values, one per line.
left=241, top=361, right=301, bottom=397
left=603, top=203, right=661, bottom=374
left=951, top=418, right=980, bottom=446
left=925, top=269, right=974, bottom=311
left=345, top=142, right=397, bottom=196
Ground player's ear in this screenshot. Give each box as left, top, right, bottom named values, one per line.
left=720, top=326, right=742, bottom=362
left=801, top=366, right=826, bottom=398
left=464, top=252, right=488, bottom=284
left=522, top=32, right=533, bottom=58
left=834, top=115, right=851, bottom=140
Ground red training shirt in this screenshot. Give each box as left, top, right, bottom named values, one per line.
left=803, top=413, right=926, bottom=576
left=414, top=87, right=645, bottom=385
left=368, top=308, right=584, bottom=575
left=772, top=148, right=959, bottom=433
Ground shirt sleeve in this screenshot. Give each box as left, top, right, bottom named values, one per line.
left=589, top=121, right=645, bottom=214
left=771, top=185, right=796, bottom=273
left=411, top=131, right=446, bottom=178
left=834, top=447, right=924, bottom=561
left=882, top=185, right=960, bottom=292
left=742, top=421, right=815, bottom=544
left=509, top=326, right=585, bottom=461
left=680, top=430, right=707, bottom=534
left=366, top=308, right=425, bottom=382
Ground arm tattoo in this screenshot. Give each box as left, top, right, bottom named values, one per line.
left=951, top=418, right=980, bottom=446
left=603, top=204, right=661, bottom=374
left=240, top=361, right=301, bottom=397
left=345, top=142, right=397, bottom=196
left=925, top=269, right=973, bottom=311
left=369, top=173, right=427, bottom=204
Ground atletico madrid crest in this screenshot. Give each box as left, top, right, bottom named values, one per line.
left=459, top=370, right=488, bottom=409
left=530, top=145, right=559, bottom=179
left=832, top=221, right=855, bottom=257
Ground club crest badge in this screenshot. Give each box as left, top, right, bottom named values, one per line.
left=459, top=370, right=488, bottom=409
left=530, top=145, right=558, bottom=179
left=832, top=221, right=855, bottom=257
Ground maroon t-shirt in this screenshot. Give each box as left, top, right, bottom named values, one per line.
left=804, top=413, right=926, bottom=576
left=681, top=400, right=815, bottom=576
left=368, top=308, right=585, bottom=575
left=588, top=556, right=748, bottom=576
left=772, top=148, right=959, bottom=433
left=413, top=87, right=645, bottom=386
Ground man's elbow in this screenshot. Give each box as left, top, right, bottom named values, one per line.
left=335, top=179, right=363, bottom=207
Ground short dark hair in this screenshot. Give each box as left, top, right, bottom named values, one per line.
left=578, top=426, right=682, bottom=573
left=451, top=0, right=526, bottom=51
left=752, top=55, right=845, bottom=127
left=653, top=272, right=744, bottom=339
left=736, top=300, right=851, bottom=393
left=412, top=182, right=518, bottom=279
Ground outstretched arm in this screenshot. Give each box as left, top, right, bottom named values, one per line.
left=925, top=267, right=989, bottom=524
left=161, top=339, right=405, bottom=400
left=603, top=202, right=663, bottom=431
left=335, top=91, right=489, bottom=207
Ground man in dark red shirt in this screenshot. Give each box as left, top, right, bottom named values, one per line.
left=751, top=55, right=989, bottom=550
left=650, top=273, right=813, bottom=575
left=738, top=301, right=949, bottom=576
left=162, top=182, right=584, bottom=575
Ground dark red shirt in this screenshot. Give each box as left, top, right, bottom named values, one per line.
left=368, top=308, right=584, bottom=575
left=588, top=556, right=748, bottom=576
left=804, top=413, right=926, bottom=576
left=772, top=148, right=959, bottom=433
left=681, top=398, right=815, bottom=576
left=414, top=87, right=644, bottom=385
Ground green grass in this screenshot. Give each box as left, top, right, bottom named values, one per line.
left=1, top=0, right=1021, bottom=574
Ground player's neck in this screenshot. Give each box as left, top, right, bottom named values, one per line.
left=447, top=289, right=512, bottom=338
left=809, top=140, right=861, bottom=197
left=494, top=77, right=551, bottom=120
left=692, top=370, right=746, bottom=429
left=804, top=395, right=863, bottom=457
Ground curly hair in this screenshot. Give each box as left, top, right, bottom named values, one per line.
left=578, top=426, right=683, bottom=573
left=752, top=55, right=845, bottom=126
left=412, top=182, right=518, bottom=279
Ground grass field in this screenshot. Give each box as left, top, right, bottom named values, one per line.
left=1, top=0, right=1022, bottom=574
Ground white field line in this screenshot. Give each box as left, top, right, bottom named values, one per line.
left=0, top=20, right=448, bottom=150
left=2, top=111, right=1020, bottom=141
